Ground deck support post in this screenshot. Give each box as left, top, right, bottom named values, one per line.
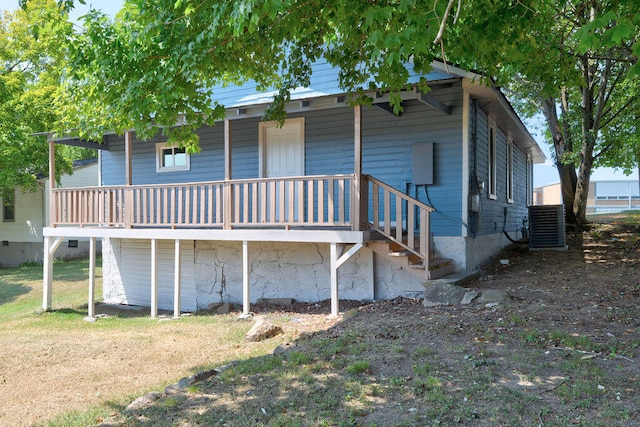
left=87, top=237, right=96, bottom=319
left=330, top=242, right=339, bottom=317
left=150, top=239, right=158, bottom=318
left=242, top=240, right=250, bottom=316
left=330, top=242, right=364, bottom=318
left=173, top=239, right=181, bottom=319
left=42, top=236, right=63, bottom=311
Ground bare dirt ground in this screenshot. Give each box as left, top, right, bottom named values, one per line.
left=2, top=214, right=639, bottom=426
left=107, top=215, right=639, bottom=426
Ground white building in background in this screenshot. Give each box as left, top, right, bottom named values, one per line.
left=0, top=159, right=100, bottom=268
left=534, top=178, right=640, bottom=214
left=588, top=180, right=640, bottom=213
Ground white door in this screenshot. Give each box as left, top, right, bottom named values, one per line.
left=259, top=118, right=305, bottom=223
left=260, top=118, right=305, bottom=178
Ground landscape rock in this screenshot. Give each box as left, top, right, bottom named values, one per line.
left=460, top=291, right=479, bottom=305
left=273, top=342, right=297, bottom=355
left=125, top=391, right=164, bottom=411
left=216, top=303, right=231, bottom=314
left=423, top=283, right=510, bottom=307
left=206, top=302, right=231, bottom=314
left=244, top=318, right=284, bottom=342
left=423, top=283, right=467, bottom=307
left=476, top=289, right=511, bottom=304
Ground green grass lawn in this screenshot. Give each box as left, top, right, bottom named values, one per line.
left=0, top=258, right=296, bottom=427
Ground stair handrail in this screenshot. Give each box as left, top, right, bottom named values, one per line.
left=363, top=175, right=434, bottom=266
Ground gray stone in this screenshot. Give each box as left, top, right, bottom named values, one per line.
left=273, top=342, right=297, bottom=355
left=190, top=369, right=219, bottom=384
left=461, top=291, right=479, bottom=305
left=125, top=391, right=164, bottom=411
left=244, top=318, right=284, bottom=342
left=216, top=303, right=231, bottom=314
left=423, top=283, right=467, bottom=307
left=477, top=289, right=511, bottom=304
left=164, top=377, right=190, bottom=395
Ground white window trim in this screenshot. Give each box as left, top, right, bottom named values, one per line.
left=488, top=120, right=497, bottom=200
left=506, top=138, right=514, bottom=204
left=2, top=190, right=15, bottom=222
left=156, top=142, right=190, bottom=173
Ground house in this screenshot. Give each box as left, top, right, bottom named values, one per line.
left=0, top=159, right=99, bottom=268
left=42, top=61, right=545, bottom=317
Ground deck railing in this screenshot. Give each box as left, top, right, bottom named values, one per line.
left=363, top=175, right=434, bottom=264
left=51, top=175, right=354, bottom=229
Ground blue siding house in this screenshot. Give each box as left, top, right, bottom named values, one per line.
left=42, top=61, right=545, bottom=317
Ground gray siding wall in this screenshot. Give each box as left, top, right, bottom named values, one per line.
left=101, top=84, right=466, bottom=236
left=469, top=98, right=529, bottom=237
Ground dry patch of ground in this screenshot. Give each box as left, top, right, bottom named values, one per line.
left=1, top=214, right=639, bottom=426
left=104, top=215, right=639, bottom=426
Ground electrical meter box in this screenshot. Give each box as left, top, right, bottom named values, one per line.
left=412, top=142, right=434, bottom=185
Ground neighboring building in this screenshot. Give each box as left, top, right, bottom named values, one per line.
left=533, top=182, right=562, bottom=206
left=587, top=180, right=640, bottom=213
left=534, top=179, right=640, bottom=213
left=0, top=159, right=100, bottom=268
left=42, top=61, right=545, bottom=316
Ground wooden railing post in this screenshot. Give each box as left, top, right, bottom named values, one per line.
left=48, top=138, right=56, bottom=227
left=360, top=175, right=369, bottom=230
left=125, top=187, right=134, bottom=228
left=223, top=119, right=233, bottom=230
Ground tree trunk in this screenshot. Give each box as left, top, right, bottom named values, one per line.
left=558, top=163, right=578, bottom=226
left=540, top=97, right=578, bottom=226
left=574, top=153, right=593, bottom=228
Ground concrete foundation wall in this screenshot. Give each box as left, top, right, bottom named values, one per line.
left=433, top=231, right=524, bottom=272
left=102, top=239, right=376, bottom=312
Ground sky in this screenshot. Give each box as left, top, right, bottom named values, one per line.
left=2, top=0, right=637, bottom=188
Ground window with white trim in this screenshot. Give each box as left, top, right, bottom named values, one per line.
left=488, top=122, right=497, bottom=199
left=506, top=139, right=514, bottom=203
left=156, top=143, right=190, bottom=173
left=2, top=190, right=15, bottom=222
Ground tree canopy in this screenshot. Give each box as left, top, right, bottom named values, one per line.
left=41, top=0, right=640, bottom=226
left=443, top=0, right=640, bottom=225
left=0, top=0, right=92, bottom=197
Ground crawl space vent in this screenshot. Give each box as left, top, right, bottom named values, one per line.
left=529, top=205, right=566, bottom=249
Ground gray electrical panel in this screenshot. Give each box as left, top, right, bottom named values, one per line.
left=412, top=142, right=434, bottom=185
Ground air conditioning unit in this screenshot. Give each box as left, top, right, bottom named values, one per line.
left=529, top=205, right=566, bottom=249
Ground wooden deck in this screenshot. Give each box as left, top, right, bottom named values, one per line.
left=44, top=173, right=446, bottom=318
left=50, top=174, right=435, bottom=267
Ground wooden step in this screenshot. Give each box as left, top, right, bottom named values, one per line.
left=366, top=240, right=455, bottom=280
left=410, top=257, right=456, bottom=280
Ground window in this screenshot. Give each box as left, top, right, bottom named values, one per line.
left=156, top=143, right=190, bottom=173
left=526, top=155, right=533, bottom=206
left=487, top=122, right=497, bottom=199
left=506, top=139, right=514, bottom=203
left=3, top=191, right=15, bottom=222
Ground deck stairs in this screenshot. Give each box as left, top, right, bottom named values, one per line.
left=366, top=230, right=456, bottom=280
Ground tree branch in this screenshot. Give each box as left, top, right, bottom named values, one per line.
left=433, top=0, right=457, bottom=45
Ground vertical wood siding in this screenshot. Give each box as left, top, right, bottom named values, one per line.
left=471, top=98, right=530, bottom=237
left=118, top=239, right=196, bottom=311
